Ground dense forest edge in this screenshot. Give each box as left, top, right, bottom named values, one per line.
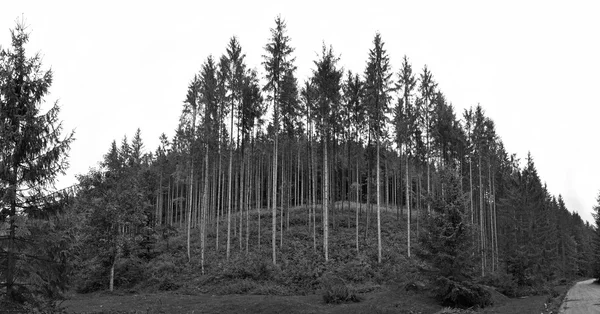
left=1, top=16, right=600, bottom=313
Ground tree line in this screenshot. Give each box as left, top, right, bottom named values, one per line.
left=78, top=15, right=595, bottom=284
left=0, top=16, right=597, bottom=309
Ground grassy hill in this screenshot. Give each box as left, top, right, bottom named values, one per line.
left=66, top=203, right=564, bottom=313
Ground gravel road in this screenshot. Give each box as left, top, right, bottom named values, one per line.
left=560, top=279, right=600, bottom=314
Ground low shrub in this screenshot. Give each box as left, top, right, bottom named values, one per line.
left=220, top=253, right=276, bottom=281
left=114, top=257, right=147, bottom=289
left=479, top=272, right=517, bottom=297
left=158, top=277, right=181, bottom=291
left=436, top=277, right=492, bottom=309
left=321, top=274, right=360, bottom=304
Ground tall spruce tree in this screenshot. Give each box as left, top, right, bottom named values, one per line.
left=262, top=15, right=295, bottom=265
left=395, top=55, right=417, bottom=257
left=311, top=44, right=343, bottom=261
left=0, top=22, right=74, bottom=302
left=363, top=33, right=393, bottom=263
left=591, top=192, right=600, bottom=279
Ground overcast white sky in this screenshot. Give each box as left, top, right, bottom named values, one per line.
left=2, top=1, right=599, bottom=224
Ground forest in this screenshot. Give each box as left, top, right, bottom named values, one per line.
left=1, top=16, right=600, bottom=313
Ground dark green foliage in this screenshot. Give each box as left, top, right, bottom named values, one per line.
left=418, top=169, right=492, bottom=308
left=479, top=272, right=518, bottom=297
left=592, top=192, right=600, bottom=279
left=320, top=274, right=360, bottom=304
left=418, top=170, right=475, bottom=281
left=436, top=277, right=491, bottom=308
left=0, top=21, right=74, bottom=306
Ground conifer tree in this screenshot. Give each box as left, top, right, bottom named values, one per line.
left=591, top=192, right=600, bottom=279
left=363, top=33, right=393, bottom=263
left=311, top=44, right=343, bottom=261
left=226, top=37, right=246, bottom=260
left=262, top=15, right=295, bottom=265
left=0, top=22, right=74, bottom=302
left=395, top=55, right=417, bottom=257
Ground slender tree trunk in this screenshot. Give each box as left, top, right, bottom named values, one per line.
left=376, top=131, right=382, bottom=263
left=201, top=144, right=209, bottom=274
left=406, top=148, right=411, bottom=258
left=356, top=160, right=360, bottom=254
left=109, top=258, right=116, bottom=292
left=227, top=98, right=234, bottom=260
left=272, top=95, right=279, bottom=265
left=187, top=105, right=197, bottom=262
left=479, top=154, right=484, bottom=276
left=239, top=141, right=245, bottom=251
left=280, top=155, right=284, bottom=248
left=323, top=136, right=329, bottom=261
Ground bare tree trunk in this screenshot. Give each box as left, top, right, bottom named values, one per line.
left=311, top=138, right=317, bottom=252
left=272, top=95, right=279, bottom=265
left=109, top=258, right=116, bottom=292
left=201, top=144, right=209, bottom=274
left=227, top=97, right=234, bottom=260
left=356, top=161, right=360, bottom=254
left=376, top=131, right=382, bottom=263
left=479, top=154, right=485, bottom=276
left=323, top=136, right=329, bottom=261
left=406, top=148, right=411, bottom=258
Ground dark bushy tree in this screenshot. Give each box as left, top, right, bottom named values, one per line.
left=0, top=21, right=74, bottom=306
left=418, top=169, right=491, bottom=308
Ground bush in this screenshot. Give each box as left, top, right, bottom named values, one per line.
left=158, top=277, right=181, bottom=291
left=339, top=253, right=374, bottom=283
left=74, top=257, right=108, bottom=293
left=114, top=257, right=147, bottom=289
left=436, top=277, right=492, bottom=309
left=321, top=274, right=360, bottom=304
left=220, top=253, right=276, bottom=281
left=479, top=272, right=517, bottom=297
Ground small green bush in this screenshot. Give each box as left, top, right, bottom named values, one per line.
left=114, top=257, right=147, bottom=289
left=436, top=277, right=492, bottom=308
left=321, top=274, right=360, bottom=304
left=479, top=272, right=517, bottom=297
left=158, top=277, right=181, bottom=291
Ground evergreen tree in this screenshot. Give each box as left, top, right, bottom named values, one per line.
left=591, top=191, right=600, bottom=279
left=418, top=169, right=490, bottom=308
left=311, top=44, right=343, bottom=261
left=0, top=22, right=74, bottom=303
left=262, top=15, right=295, bottom=265
left=363, top=33, right=393, bottom=263
left=395, top=55, right=417, bottom=257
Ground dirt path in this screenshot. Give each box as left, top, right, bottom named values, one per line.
left=559, top=279, right=600, bottom=314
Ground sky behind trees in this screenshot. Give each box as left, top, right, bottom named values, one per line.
left=1, top=0, right=598, bottom=223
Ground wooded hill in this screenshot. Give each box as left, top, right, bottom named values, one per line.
left=1, top=16, right=597, bottom=311
left=74, top=15, right=595, bottom=294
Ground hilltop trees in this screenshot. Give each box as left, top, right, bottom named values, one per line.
left=0, top=22, right=74, bottom=303
left=6, top=14, right=588, bottom=308
left=363, top=33, right=393, bottom=263
left=311, top=44, right=343, bottom=261
left=262, top=15, right=296, bottom=265
left=593, top=193, right=600, bottom=279
left=395, top=55, right=417, bottom=257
